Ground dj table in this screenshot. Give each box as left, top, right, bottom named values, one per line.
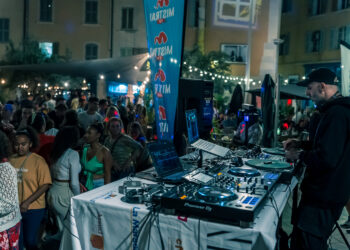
left=60, top=174, right=297, bottom=250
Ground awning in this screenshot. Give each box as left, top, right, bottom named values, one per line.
left=247, top=84, right=308, bottom=100
left=0, top=53, right=149, bottom=84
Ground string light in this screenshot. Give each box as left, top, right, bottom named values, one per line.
left=183, top=62, right=258, bottom=85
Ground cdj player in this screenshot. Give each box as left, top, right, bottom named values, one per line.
left=160, top=167, right=280, bottom=224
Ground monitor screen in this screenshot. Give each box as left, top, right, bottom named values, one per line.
left=147, top=141, right=183, bottom=177
left=185, top=109, right=199, bottom=144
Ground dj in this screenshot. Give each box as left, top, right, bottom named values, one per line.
left=284, top=68, right=350, bottom=249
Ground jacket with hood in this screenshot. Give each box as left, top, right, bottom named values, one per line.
left=300, top=96, right=350, bottom=208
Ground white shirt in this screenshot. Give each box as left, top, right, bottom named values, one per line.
left=51, top=149, right=81, bottom=195
left=0, top=162, right=21, bottom=231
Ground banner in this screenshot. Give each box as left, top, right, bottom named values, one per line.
left=341, top=41, right=350, bottom=96
left=144, top=0, right=186, bottom=140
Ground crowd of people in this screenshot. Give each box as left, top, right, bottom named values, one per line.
left=0, top=93, right=152, bottom=249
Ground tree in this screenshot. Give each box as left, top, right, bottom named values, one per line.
left=0, top=39, right=77, bottom=101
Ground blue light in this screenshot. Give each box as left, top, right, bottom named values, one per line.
left=244, top=115, right=249, bottom=122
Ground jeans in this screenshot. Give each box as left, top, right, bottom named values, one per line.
left=93, top=178, right=104, bottom=189
left=20, top=209, right=45, bottom=250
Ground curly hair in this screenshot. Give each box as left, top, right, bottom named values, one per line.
left=50, top=126, right=79, bottom=164
left=15, top=126, right=39, bottom=149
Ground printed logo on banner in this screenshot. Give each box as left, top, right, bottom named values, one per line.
left=144, top=0, right=185, bottom=140
left=177, top=216, right=188, bottom=222
left=132, top=207, right=140, bottom=250
left=154, top=69, right=166, bottom=82
left=175, top=238, right=183, bottom=250
left=155, top=0, right=169, bottom=9
left=154, top=31, right=168, bottom=44
left=90, top=213, right=104, bottom=249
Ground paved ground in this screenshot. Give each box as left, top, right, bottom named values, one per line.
left=282, top=195, right=350, bottom=250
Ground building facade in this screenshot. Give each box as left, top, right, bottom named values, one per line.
left=279, top=0, right=350, bottom=82
left=0, top=0, right=112, bottom=61
left=0, top=0, right=24, bottom=60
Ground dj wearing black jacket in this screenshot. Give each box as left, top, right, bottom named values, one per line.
left=284, top=68, right=350, bottom=250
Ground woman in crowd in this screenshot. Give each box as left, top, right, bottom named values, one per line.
left=81, top=123, right=112, bottom=190
left=61, top=109, right=85, bottom=139
left=0, top=131, right=21, bottom=250
left=47, top=126, right=81, bottom=236
left=10, top=126, right=52, bottom=250
left=129, top=122, right=152, bottom=173
left=31, top=112, right=55, bottom=165
left=129, top=122, right=147, bottom=147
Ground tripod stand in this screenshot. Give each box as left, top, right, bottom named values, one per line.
left=332, top=222, right=350, bottom=249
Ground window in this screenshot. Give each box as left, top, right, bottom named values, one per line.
left=121, top=8, right=134, bottom=30
left=330, top=26, right=350, bottom=49
left=85, top=43, right=98, bottom=60
left=279, top=34, right=289, bottom=56
left=306, top=30, right=323, bottom=52
left=282, top=0, right=292, bottom=13
left=40, top=0, right=53, bottom=22
left=309, top=0, right=326, bottom=15
left=132, top=48, right=148, bottom=55
left=0, top=19, right=9, bottom=43
left=85, top=0, right=98, bottom=24
left=332, top=0, right=350, bottom=10
left=221, top=44, right=247, bottom=63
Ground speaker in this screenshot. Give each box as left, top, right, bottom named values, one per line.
left=174, top=78, right=214, bottom=155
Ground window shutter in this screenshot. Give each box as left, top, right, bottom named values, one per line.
left=128, top=8, right=134, bottom=29
left=330, top=28, right=337, bottom=49
left=53, top=42, right=59, bottom=55
left=306, top=32, right=312, bottom=52
left=346, top=25, right=350, bottom=44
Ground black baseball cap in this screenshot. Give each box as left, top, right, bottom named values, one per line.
left=297, top=68, right=339, bottom=87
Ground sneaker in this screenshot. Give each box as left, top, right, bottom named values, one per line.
left=341, top=220, right=350, bottom=229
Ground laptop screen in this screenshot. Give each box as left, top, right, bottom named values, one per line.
left=147, top=141, right=183, bottom=177
left=185, top=109, right=199, bottom=144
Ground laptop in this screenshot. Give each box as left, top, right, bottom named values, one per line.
left=185, top=109, right=230, bottom=157
left=147, top=141, right=188, bottom=183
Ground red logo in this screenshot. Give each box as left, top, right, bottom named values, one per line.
left=154, top=31, right=168, bottom=45
left=156, top=92, right=163, bottom=98
left=156, top=56, right=164, bottom=61
left=155, top=0, right=169, bottom=9
left=159, top=106, right=166, bottom=120
left=177, top=216, right=188, bottom=222
left=154, top=69, right=166, bottom=82
left=157, top=19, right=166, bottom=24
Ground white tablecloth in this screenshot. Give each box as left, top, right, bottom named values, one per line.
left=60, top=175, right=297, bottom=250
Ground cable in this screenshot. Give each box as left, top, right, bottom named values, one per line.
left=197, top=218, right=201, bottom=250
left=114, top=209, right=152, bottom=250
left=156, top=211, right=165, bottom=250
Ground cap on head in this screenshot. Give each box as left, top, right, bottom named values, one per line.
left=297, top=68, right=338, bottom=87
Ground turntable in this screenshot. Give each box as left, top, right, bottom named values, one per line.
left=228, top=168, right=260, bottom=177
left=245, top=159, right=291, bottom=170
left=262, top=148, right=285, bottom=156
left=196, top=186, right=237, bottom=203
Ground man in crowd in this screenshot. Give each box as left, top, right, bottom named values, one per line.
left=284, top=68, right=350, bottom=249
left=104, top=117, right=142, bottom=181
left=98, top=99, right=108, bottom=118
left=78, top=97, right=103, bottom=130
left=44, top=93, right=56, bottom=112
left=48, top=103, right=68, bottom=129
